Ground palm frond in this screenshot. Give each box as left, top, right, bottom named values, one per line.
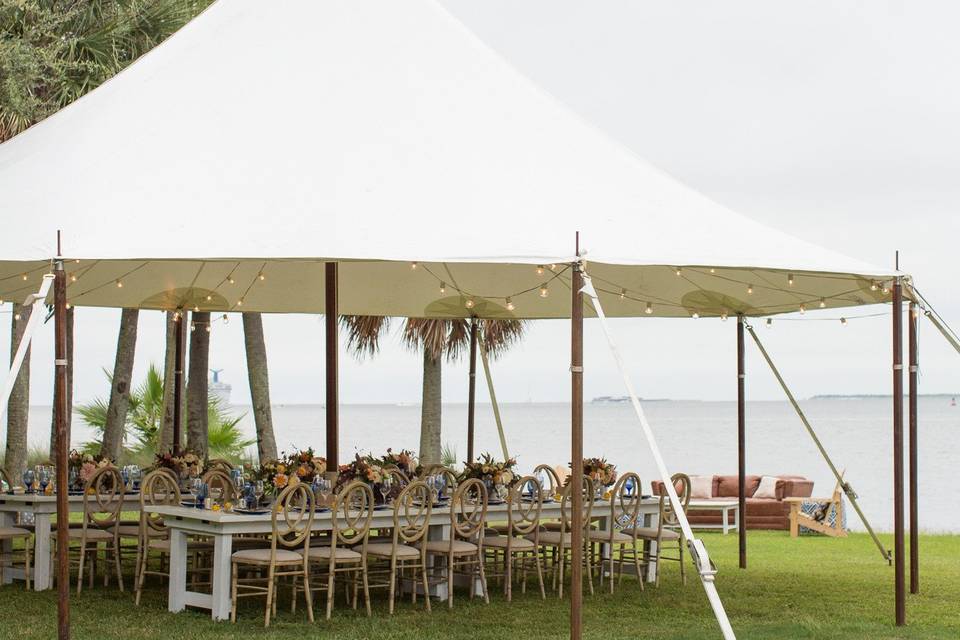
left=340, top=315, right=391, bottom=358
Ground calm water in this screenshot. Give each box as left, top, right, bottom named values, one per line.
left=27, top=398, right=959, bottom=532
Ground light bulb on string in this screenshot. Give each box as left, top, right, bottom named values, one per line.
left=645, top=302, right=653, bottom=315
left=410, top=262, right=418, bottom=270
left=536, top=265, right=544, bottom=276
left=191, top=322, right=196, bottom=332
left=549, top=264, right=556, bottom=271
left=70, top=274, right=77, bottom=282
left=841, top=317, right=847, bottom=326
left=116, top=279, right=123, bottom=288
left=14, top=313, right=21, bottom=321
left=675, top=267, right=682, bottom=276
left=74, top=259, right=80, bottom=264
left=228, top=276, right=235, bottom=284
left=505, top=297, right=515, bottom=311
left=721, top=311, right=728, bottom=321
left=258, top=273, right=265, bottom=281
left=439, top=282, right=446, bottom=295
left=237, top=298, right=243, bottom=307
left=66, top=303, right=71, bottom=310
left=819, top=298, right=826, bottom=308
left=709, top=268, right=716, bottom=273
left=205, top=324, right=211, bottom=332
left=539, top=284, right=549, bottom=298
left=766, top=318, right=773, bottom=328
left=222, top=313, right=229, bottom=324
left=206, top=294, right=212, bottom=301
left=193, top=305, right=199, bottom=313
left=21, top=273, right=27, bottom=281
left=799, top=304, right=806, bottom=314
left=464, top=298, right=475, bottom=309
left=691, top=311, right=700, bottom=319
left=787, top=273, right=795, bottom=286
left=747, top=284, right=753, bottom=295
left=870, top=281, right=878, bottom=291
left=881, top=283, right=890, bottom=295
left=619, top=289, right=626, bottom=301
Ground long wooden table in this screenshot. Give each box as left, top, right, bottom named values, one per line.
left=0, top=492, right=142, bottom=590
left=154, top=497, right=661, bottom=620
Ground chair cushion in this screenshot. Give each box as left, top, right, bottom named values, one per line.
left=306, top=546, right=362, bottom=562
left=421, top=540, right=478, bottom=555
left=0, top=527, right=30, bottom=538
left=587, top=529, right=633, bottom=544
left=482, top=535, right=535, bottom=550
left=531, top=531, right=573, bottom=547
left=364, top=542, right=420, bottom=559
left=232, top=548, right=303, bottom=564
left=624, top=527, right=681, bottom=541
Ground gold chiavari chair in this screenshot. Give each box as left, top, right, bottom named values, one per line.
left=483, top=475, right=545, bottom=601
left=52, top=465, right=125, bottom=593
left=230, top=481, right=315, bottom=627
left=206, top=458, right=235, bottom=472
left=202, top=468, right=238, bottom=505
left=588, top=472, right=644, bottom=593
left=533, top=464, right=564, bottom=532
left=0, top=468, right=31, bottom=589
left=530, top=475, right=594, bottom=598
left=626, top=472, right=691, bottom=587
left=364, top=479, right=432, bottom=614
left=298, top=480, right=374, bottom=619
left=422, top=478, right=489, bottom=609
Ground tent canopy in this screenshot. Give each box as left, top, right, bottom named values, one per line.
left=0, top=0, right=900, bottom=318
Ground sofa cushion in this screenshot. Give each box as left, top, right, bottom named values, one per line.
left=745, top=498, right=788, bottom=516
left=689, top=475, right=714, bottom=499
left=753, top=475, right=779, bottom=499
left=716, top=475, right=760, bottom=498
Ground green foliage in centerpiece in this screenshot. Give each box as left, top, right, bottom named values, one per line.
left=247, top=448, right=326, bottom=494
left=460, top=453, right=519, bottom=487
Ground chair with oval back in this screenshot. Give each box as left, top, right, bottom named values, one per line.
left=482, top=475, right=545, bottom=601
left=230, top=481, right=315, bottom=626
left=51, top=464, right=125, bottom=593
left=298, top=480, right=374, bottom=619
left=626, top=472, right=691, bottom=587
left=587, top=471, right=645, bottom=594
left=529, top=475, right=595, bottom=598
left=206, top=458, right=235, bottom=472
left=531, top=464, right=564, bottom=532
left=0, top=468, right=31, bottom=589
left=133, top=469, right=181, bottom=604
left=202, top=468, right=238, bottom=504
left=363, top=479, right=433, bottom=614
left=422, top=477, right=489, bottom=609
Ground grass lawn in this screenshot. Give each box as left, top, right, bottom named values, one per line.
left=0, top=531, right=956, bottom=639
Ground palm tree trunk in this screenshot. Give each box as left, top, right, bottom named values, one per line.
left=4, top=304, right=31, bottom=481
left=186, top=312, right=210, bottom=458
left=418, top=351, right=442, bottom=465
left=242, top=313, right=277, bottom=463
left=48, top=306, right=73, bottom=458
left=101, top=309, right=139, bottom=460
left=159, top=311, right=177, bottom=454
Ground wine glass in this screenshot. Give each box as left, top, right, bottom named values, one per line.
left=38, top=467, right=50, bottom=494
left=22, top=468, right=35, bottom=493
left=189, top=477, right=203, bottom=507
left=130, top=465, right=142, bottom=492
left=624, top=476, right=635, bottom=497
left=254, top=480, right=265, bottom=508
left=231, top=469, right=244, bottom=494
left=435, top=474, right=447, bottom=502
left=318, top=479, right=332, bottom=509
left=68, top=467, right=78, bottom=491
left=121, top=465, right=131, bottom=489
left=380, top=475, right=393, bottom=506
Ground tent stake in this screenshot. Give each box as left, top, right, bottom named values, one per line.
left=325, top=262, right=339, bottom=468
left=477, top=332, right=510, bottom=461
left=53, top=256, right=70, bottom=640
left=737, top=315, right=746, bottom=569
left=466, top=319, right=478, bottom=463
left=745, top=324, right=891, bottom=563
left=893, top=280, right=906, bottom=626
left=908, top=302, right=919, bottom=594
left=569, top=253, right=584, bottom=640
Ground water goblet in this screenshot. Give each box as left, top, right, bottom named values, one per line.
left=231, top=469, right=244, bottom=493
left=318, top=479, right=332, bottom=508
left=22, top=469, right=35, bottom=493
left=189, top=477, right=203, bottom=508
left=624, top=476, right=635, bottom=497
left=254, top=480, right=265, bottom=507
left=68, top=467, right=79, bottom=491
left=130, top=466, right=142, bottom=492
left=38, top=467, right=50, bottom=494
left=380, top=475, right=393, bottom=505
left=121, top=466, right=131, bottom=489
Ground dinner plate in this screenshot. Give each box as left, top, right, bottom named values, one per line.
left=233, top=507, right=270, bottom=515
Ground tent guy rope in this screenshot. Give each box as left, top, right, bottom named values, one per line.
left=0, top=273, right=54, bottom=425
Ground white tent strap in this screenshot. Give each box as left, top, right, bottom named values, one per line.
left=580, top=270, right=735, bottom=640
left=476, top=333, right=510, bottom=461
left=745, top=324, right=890, bottom=564
left=0, top=274, right=54, bottom=425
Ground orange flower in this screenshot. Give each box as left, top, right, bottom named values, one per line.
left=274, top=473, right=289, bottom=489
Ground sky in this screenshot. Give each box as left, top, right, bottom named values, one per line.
left=2, top=0, right=958, bottom=408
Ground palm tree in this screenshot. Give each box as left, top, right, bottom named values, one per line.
left=186, top=312, right=210, bottom=458
left=4, top=303, right=32, bottom=480
left=340, top=316, right=525, bottom=465
left=101, top=308, right=139, bottom=460
left=159, top=310, right=177, bottom=453
left=242, top=313, right=278, bottom=463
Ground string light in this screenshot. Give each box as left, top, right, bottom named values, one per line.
left=205, top=325, right=211, bottom=332
left=549, top=264, right=557, bottom=271
left=870, top=281, right=878, bottom=291
left=787, top=273, right=795, bottom=286
left=840, top=317, right=847, bottom=326
left=675, top=267, right=682, bottom=276
left=799, top=304, right=806, bottom=314
left=116, top=279, right=123, bottom=288
left=747, top=284, right=753, bottom=295
left=228, top=276, right=235, bottom=284
left=174, top=310, right=181, bottom=320
left=21, top=273, right=27, bottom=281
left=222, top=313, right=229, bottom=324
left=709, top=268, right=716, bottom=273
left=645, top=302, right=653, bottom=315
left=0, top=298, right=4, bottom=305
left=766, top=318, right=773, bottom=328
left=439, top=282, right=446, bottom=294
left=505, top=297, right=515, bottom=311
left=691, top=311, right=700, bottom=319
left=74, top=259, right=80, bottom=264
left=237, top=298, right=243, bottom=306
left=193, top=305, right=199, bottom=313
left=464, top=298, right=475, bottom=309
left=14, top=313, right=21, bottom=321
left=191, top=322, right=196, bottom=331
left=258, top=273, right=265, bottom=281
left=721, top=311, right=728, bottom=321
left=881, top=283, right=890, bottom=295
left=619, top=288, right=626, bottom=301
left=410, top=262, right=418, bottom=270
left=819, top=298, right=826, bottom=308
left=70, top=274, right=77, bottom=282
left=66, top=303, right=71, bottom=310
left=539, top=284, right=549, bottom=298
left=206, top=294, right=213, bottom=301
left=536, top=265, right=545, bottom=275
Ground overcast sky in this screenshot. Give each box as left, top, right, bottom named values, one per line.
left=3, top=0, right=958, bottom=408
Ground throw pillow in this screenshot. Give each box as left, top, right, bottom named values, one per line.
left=753, top=475, right=779, bottom=499
left=689, top=475, right=713, bottom=499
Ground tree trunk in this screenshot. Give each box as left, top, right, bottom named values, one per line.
left=4, top=304, right=31, bottom=481
left=159, top=311, right=177, bottom=454
left=242, top=313, right=277, bottom=463
left=49, top=306, right=73, bottom=459
left=186, top=312, right=210, bottom=458
left=418, top=350, right=442, bottom=465
left=101, top=308, right=139, bottom=460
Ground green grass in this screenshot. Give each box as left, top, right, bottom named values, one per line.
left=0, top=531, right=956, bottom=639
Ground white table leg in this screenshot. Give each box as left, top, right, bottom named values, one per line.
left=0, top=511, right=13, bottom=585
left=32, top=513, right=52, bottom=590
left=167, top=528, right=188, bottom=613
left=646, top=511, right=658, bottom=583
left=210, top=534, right=233, bottom=621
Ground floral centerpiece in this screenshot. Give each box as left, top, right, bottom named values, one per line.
left=579, top=457, right=618, bottom=487
left=251, top=448, right=328, bottom=495
left=460, top=453, right=519, bottom=488
left=152, top=450, right=205, bottom=488
left=68, top=450, right=112, bottom=490
left=371, top=448, right=417, bottom=477
left=336, top=454, right=394, bottom=503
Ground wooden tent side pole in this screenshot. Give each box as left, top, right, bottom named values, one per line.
left=325, top=262, right=339, bottom=468
left=908, top=302, right=919, bottom=594
left=737, top=315, right=747, bottom=569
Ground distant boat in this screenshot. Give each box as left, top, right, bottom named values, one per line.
left=209, top=369, right=232, bottom=405
left=952, top=397, right=956, bottom=407
left=591, top=395, right=630, bottom=404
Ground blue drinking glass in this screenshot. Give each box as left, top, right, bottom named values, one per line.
left=22, top=469, right=35, bottom=493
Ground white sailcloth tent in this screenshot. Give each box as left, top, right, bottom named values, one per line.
left=0, top=0, right=899, bottom=314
